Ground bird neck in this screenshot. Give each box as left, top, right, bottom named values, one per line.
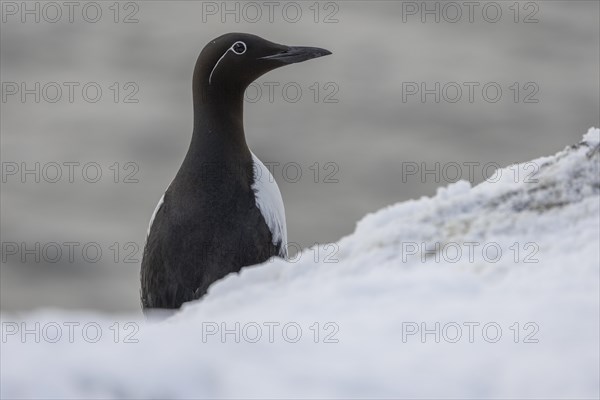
left=189, top=77, right=251, bottom=161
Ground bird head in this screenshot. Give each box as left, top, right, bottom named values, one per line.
left=194, top=33, right=331, bottom=97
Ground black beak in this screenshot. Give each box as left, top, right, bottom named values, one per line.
left=261, top=46, right=332, bottom=64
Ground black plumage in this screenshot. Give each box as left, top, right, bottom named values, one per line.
left=141, top=33, right=331, bottom=311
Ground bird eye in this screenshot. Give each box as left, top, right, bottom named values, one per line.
left=232, top=41, right=246, bottom=55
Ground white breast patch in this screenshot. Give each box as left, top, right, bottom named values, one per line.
left=146, top=194, right=164, bottom=238
left=251, top=153, right=288, bottom=258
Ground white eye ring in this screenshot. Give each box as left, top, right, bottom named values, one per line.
left=231, top=41, right=247, bottom=55
left=209, top=41, right=248, bottom=84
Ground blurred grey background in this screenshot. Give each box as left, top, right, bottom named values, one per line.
left=1, top=1, right=599, bottom=313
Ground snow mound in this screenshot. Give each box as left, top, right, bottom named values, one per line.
left=2, top=128, right=599, bottom=399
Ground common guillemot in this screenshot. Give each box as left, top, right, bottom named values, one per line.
left=141, top=33, right=331, bottom=310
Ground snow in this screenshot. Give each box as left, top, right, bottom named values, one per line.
left=2, top=128, right=599, bottom=399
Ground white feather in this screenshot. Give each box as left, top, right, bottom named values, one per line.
left=251, top=152, right=288, bottom=258
left=146, top=194, right=164, bottom=237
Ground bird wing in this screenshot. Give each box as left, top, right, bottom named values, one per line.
left=251, top=152, right=288, bottom=258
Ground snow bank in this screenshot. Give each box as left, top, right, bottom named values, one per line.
left=2, top=128, right=599, bottom=399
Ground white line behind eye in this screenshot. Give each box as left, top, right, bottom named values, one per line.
left=208, top=41, right=247, bottom=85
